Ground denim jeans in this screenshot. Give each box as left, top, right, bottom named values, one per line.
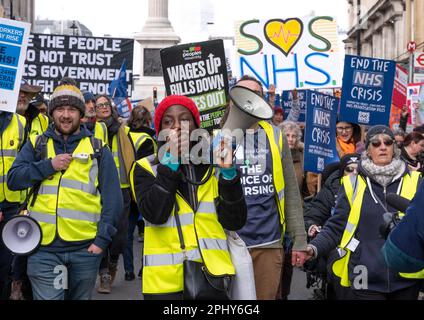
left=27, top=248, right=103, bottom=300
left=123, top=208, right=139, bottom=273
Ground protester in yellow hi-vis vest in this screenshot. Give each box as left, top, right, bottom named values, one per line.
left=306, top=125, right=423, bottom=300
left=220, top=76, right=308, bottom=300
left=0, top=111, right=26, bottom=299
left=7, top=84, right=123, bottom=300
left=80, top=91, right=109, bottom=145
left=124, top=105, right=157, bottom=281
left=95, top=94, right=154, bottom=294
left=16, top=80, right=49, bottom=140
left=130, top=95, right=247, bottom=300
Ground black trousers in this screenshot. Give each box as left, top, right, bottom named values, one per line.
left=0, top=205, right=19, bottom=300
left=99, top=188, right=131, bottom=272
left=352, top=283, right=421, bottom=300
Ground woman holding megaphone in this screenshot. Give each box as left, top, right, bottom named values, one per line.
left=129, top=95, right=247, bottom=300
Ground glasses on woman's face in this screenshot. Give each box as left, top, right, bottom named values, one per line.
left=96, top=102, right=111, bottom=109
left=336, top=126, right=353, bottom=133
left=370, top=139, right=394, bottom=148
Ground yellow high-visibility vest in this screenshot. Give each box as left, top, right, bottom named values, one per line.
left=128, top=131, right=157, bottom=159
left=258, top=121, right=286, bottom=235
left=332, top=171, right=423, bottom=287
left=28, top=136, right=103, bottom=245
left=29, top=113, right=49, bottom=137
left=129, top=157, right=235, bottom=295
left=0, top=114, right=26, bottom=203
left=112, top=126, right=157, bottom=188
left=94, top=121, right=108, bottom=145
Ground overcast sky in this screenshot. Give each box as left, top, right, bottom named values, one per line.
left=35, top=0, right=349, bottom=41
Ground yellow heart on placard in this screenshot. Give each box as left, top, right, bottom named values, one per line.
left=264, top=19, right=304, bottom=56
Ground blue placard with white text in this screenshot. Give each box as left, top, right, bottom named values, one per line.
left=339, top=55, right=396, bottom=126
left=281, top=89, right=307, bottom=122
left=304, top=90, right=339, bottom=173
left=0, top=18, right=30, bottom=113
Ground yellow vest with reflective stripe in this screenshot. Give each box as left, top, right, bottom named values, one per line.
left=0, top=114, right=26, bottom=203
left=28, top=136, right=102, bottom=246
left=258, top=121, right=286, bottom=235
left=129, top=157, right=235, bottom=295
left=332, top=171, right=423, bottom=287
left=128, top=131, right=157, bottom=159
left=112, top=126, right=130, bottom=188
left=29, top=113, right=49, bottom=137
left=94, top=121, right=108, bottom=145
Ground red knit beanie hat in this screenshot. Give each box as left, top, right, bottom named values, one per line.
left=154, top=95, right=201, bottom=135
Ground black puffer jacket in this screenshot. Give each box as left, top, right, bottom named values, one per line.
left=304, top=170, right=342, bottom=232
left=310, top=162, right=422, bottom=293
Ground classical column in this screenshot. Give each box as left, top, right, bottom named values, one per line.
left=382, top=22, right=395, bottom=60
left=142, top=0, right=175, bottom=33
left=134, top=0, right=181, bottom=101
left=393, top=16, right=404, bottom=60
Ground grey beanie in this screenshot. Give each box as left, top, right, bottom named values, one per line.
left=49, top=84, right=85, bottom=116
left=365, top=125, right=395, bottom=149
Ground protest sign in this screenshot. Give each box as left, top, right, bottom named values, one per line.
left=161, top=39, right=229, bottom=131
left=234, top=16, right=343, bottom=91
left=23, top=34, right=134, bottom=95
left=389, top=104, right=402, bottom=130
left=304, top=90, right=339, bottom=173
left=339, top=55, right=396, bottom=126
left=407, top=83, right=424, bottom=127
left=281, top=89, right=307, bottom=122
left=0, top=18, right=31, bottom=113
left=392, top=64, right=408, bottom=108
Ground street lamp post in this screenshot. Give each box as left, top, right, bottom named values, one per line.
left=9, top=0, right=14, bottom=19
left=356, top=0, right=361, bottom=56
left=409, top=0, right=415, bottom=83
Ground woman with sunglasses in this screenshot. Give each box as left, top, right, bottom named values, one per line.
left=305, top=125, right=423, bottom=300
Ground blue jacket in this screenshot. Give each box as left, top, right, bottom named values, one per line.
left=7, top=124, right=123, bottom=251
left=382, top=180, right=424, bottom=273
left=310, top=163, right=421, bottom=293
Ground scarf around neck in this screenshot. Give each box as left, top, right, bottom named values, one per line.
left=361, top=157, right=405, bottom=187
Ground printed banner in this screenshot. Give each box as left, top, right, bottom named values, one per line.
left=23, top=34, right=134, bottom=95
left=281, top=89, right=307, bottom=122
left=392, top=64, right=408, bottom=108
left=389, top=104, right=402, bottom=130
left=304, top=90, right=339, bottom=173
left=339, top=55, right=396, bottom=126
left=0, top=18, right=31, bottom=113
left=407, top=83, right=424, bottom=126
left=161, top=39, right=229, bottom=131
left=234, top=16, right=343, bottom=91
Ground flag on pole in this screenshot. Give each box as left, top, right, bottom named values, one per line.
left=109, top=59, right=132, bottom=117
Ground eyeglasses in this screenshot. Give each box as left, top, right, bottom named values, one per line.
left=344, top=166, right=358, bottom=173
left=96, top=102, right=111, bottom=109
left=370, top=139, right=394, bottom=148
left=336, top=126, right=353, bottom=133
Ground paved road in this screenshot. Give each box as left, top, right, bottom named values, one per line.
left=92, top=235, right=315, bottom=300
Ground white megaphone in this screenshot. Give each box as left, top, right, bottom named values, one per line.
left=223, top=85, right=274, bottom=140
left=1, top=215, right=42, bottom=255
left=214, top=85, right=274, bottom=149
